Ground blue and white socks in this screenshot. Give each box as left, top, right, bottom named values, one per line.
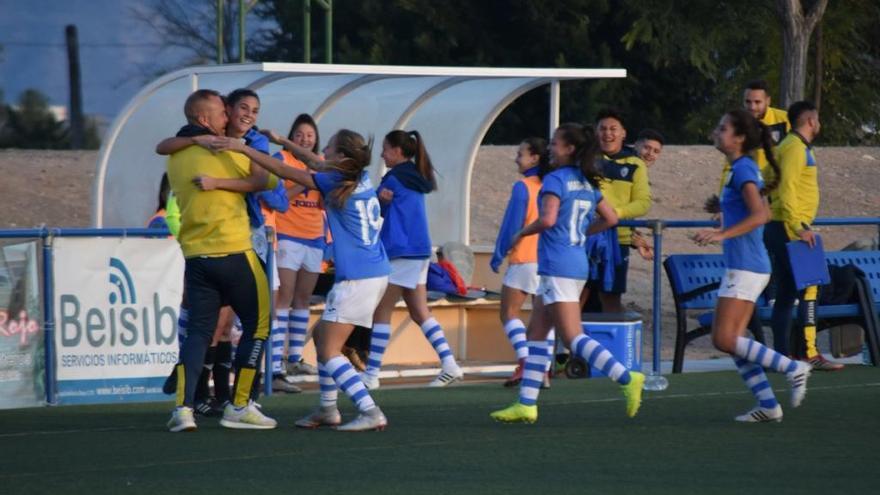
left=421, top=317, right=457, bottom=370
left=504, top=319, right=529, bottom=360
left=323, top=355, right=376, bottom=413
left=518, top=341, right=550, bottom=405
left=364, top=322, right=391, bottom=380
left=270, top=309, right=288, bottom=375
left=734, top=336, right=798, bottom=374
left=318, top=362, right=338, bottom=408
left=571, top=334, right=631, bottom=385
left=734, top=358, right=779, bottom=409
left=287, top=308, right=310, bottom=366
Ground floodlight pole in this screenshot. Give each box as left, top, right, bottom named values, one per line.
left=304, top=0, right=333, bottom=63
left=239, top=0, right=260, bottom=63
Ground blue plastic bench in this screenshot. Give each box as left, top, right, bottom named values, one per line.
left=664, top=251, right=880, bottom=373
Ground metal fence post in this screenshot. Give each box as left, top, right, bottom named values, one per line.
left=41, top=230, right=57, bottom=405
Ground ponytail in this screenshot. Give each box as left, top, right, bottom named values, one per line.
left=521, top=137, right=551, bottom=178
left=725, top=109, right=779, bottom=194
left=760, top=124, right=780, bottom=194
left=326, top=129, right=373, bottom=208
left=554, top=123, right=604, bottom=187
left=384, top=129, right=437, bottom=191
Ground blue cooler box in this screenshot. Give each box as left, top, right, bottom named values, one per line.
left=580, top=311, right=642, bottom=378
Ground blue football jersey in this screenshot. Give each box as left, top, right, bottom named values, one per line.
left=537, top=165, right=602, bottom=279
left=313, top=171, right=391, bottom=281
left=720, top=156, right=771, bottom=273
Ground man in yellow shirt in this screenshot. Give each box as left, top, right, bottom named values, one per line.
left=165, top=89, right=281, bottom=431
left=764, top=101, right=841, bottom=371
left=716, top=80, right=791, bottom=193
left=592, top=109, right=652, bottom=312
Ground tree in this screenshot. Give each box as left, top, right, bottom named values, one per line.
left=132, top=0, right=264, bottom=66
left=776, top=0, right=828, bottom=107
left=0, top=88, right=101, bottom=149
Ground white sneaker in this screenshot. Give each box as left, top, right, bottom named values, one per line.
left=787, top=361, right=812, bottom=408
left=360, top=372, right=380, bottom=390
left=735, top=405, right=783, bottom=423
left=295, top=405, right=342, bottom=429
left=167, top=406, right=197, bottom=432
left=428, top=366, right=463, bottom=387
left=336, top=406, right=387, bottom=432
left=220, top=402, right=278, bottom=430
left=272, top=375, right=302, bottom=393
left=287, top=359, right=319, bottom=376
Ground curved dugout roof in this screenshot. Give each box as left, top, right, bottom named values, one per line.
left=93, top=63, right=625, bottom=244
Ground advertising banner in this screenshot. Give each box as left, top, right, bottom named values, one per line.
left=53, top=237, right=183, bottom=404
left=0, top=240, right=44, bottom=409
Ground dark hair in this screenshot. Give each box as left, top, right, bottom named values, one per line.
left=725, top=109, right=780, bottom=193
left=787, top=100, right=817, bottom=128
left=384, top=130, right=437, bottom=191
left=226, top=88, right=260, bottom=107
left=636, top=128, right=665, bottom=145
left=327, top=129, right=374, bottom=207
left=521, top=137, right=550, bottom=178
left=287, top=113, right=320, bottom=154
left=555, top=123, right=603, bottom=187
left=183, top=89, right=222, bottom=123
left=745, top=79, right=770, bottom=93
left=156, top=173, right=170, bottom=213
left=596, top=107, right=626, bottom=129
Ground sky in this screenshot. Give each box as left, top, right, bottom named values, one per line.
left=0, top=0, right=208, bottom=123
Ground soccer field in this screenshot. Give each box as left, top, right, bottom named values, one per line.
left=1, top=367, right=878, bottom=495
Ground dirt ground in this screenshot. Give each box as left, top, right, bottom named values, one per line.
left=1, top=145, right=878, bottom=359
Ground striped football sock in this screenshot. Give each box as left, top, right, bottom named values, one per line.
left=421, top=317, right=456, bottom=369
left=733, top=357, right=779, bottom=409
left=318, top=362, right=337, bottom=407
left=365, top=322, right=391, bottom=379
left=735, top=336, right=798, bottom=374
left=270, top=309, right=287, bottom=375
left=504, top=319, right=529, bottom=360
left=287, top=308, right=310, bottom=364
left=571, top=334, right=631, bottom=385
left=324, top=355, right=376, bottom=413
left=518, top=341, right=550, bottom=406
left=545, top=328, right=556, bottom=372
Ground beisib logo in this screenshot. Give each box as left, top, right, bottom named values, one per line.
left=58, top=257, right=177, bottom=349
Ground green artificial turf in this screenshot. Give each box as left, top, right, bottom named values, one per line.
left=0, top=367, right=877, bottom=495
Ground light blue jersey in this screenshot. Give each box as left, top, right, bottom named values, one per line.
left=721, top=156, right=771, bottom=274
left=314, top=171, right=391, bottom=281
left=537, top=165, right=602, bottom=279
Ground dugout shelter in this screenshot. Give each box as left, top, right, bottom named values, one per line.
left=93, top=63, right=626, bottom=244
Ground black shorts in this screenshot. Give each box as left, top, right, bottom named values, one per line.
left=184, top=250, right=271, bottom=342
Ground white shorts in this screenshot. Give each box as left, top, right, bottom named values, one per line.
left=322, top=276, right=389, bottom=328
left=277, top=239, right=323, bottom=273
left=717, top=269, right=770, bottom=302
left=503, top=263, right=539, bottom=295
left=388, top=258, right=430, bottom=289
left=537, top=275, right=586, bottom=305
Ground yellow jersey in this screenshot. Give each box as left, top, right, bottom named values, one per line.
left=599, top=147, right=652, bottom=245
left=767, top=131, right=819, bottom=240
left=167, top=145, right=278, bottom=258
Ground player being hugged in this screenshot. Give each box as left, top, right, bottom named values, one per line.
left=693, top=109, right=811, bottom=423
left=360, top=130, right=464, bottom=390
left=204, top=129, right=391, bottom=431
left=491, top=123, right=645, bottom=424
